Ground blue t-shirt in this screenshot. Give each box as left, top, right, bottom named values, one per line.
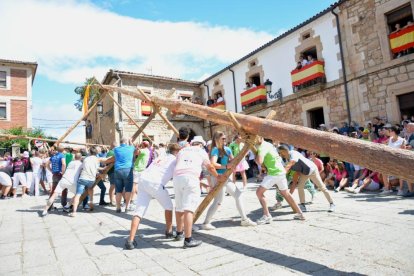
left=114, top=144, right=135, bottom=170
left=50, top=152, right=65, bottom=173
left=211, top=146, right=232, bottom=175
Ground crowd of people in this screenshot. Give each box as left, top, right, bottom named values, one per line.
left=0, top=117, right=412, bottom=249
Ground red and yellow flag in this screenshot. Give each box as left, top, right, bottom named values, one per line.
left=141, top=101, right=152, bottom=115
left=389, top=25, right=414, bottom=54
left=210, top=101, right=226, bottom=110
left=291, top=61, right=325, bottom=86
left=241, top=85, right=267, bottom=107
left=82, top=85, right=90, bottom=115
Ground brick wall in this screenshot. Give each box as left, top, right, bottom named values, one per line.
left=0, top=69, right=27, bottom=97
left=0, top=100, right=27, bottom=129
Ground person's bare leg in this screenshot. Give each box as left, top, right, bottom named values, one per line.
left=165, top=210, right=173, bottom=233
left=183, top=211, right=194, bottom=238
left=382, top=175, right=390, bottom=190
left=175, top=211, right=184, bottom=233
left=43, top=192, right=58, bottom=212
left=71, top=195, right=81, bottom=216
left=232, top=172, right=236, bottom=184
left=336, top=178, right=348, bottom=191
left=256, top=187, right=270, bottom=217
left=116, top=192, right=122, bottom=210
left=399, top=179, right=404, bottom=192
left=128, top=216, right=141, bottom=242
left=2, top=186, right=11, bottom=197
left=124, top=192, right=131, bottom=210
left=241, top=171, right=247, bottom=189
left=88, top=188, right=94, bottom=211
left=280, top=190, right=303, bottom=215
left=109, top=185, right=115, bottom=204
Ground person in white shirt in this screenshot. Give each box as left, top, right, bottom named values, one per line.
left=173, top=136, right=221, bottom=248
left=380, top=126, right=407, bottom=196
left=216, top=93, right=224, bottom=103
left=125, top=144, right=181, bottom=250
left=30, top=151, right=43, bottom=196
left=300, top=55, right=309, bottom=67
left=41, top=153, right=83, bottom=216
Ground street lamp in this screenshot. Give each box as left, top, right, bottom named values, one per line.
left=97, top=102, right=103, bottom=115
left=264, top=79, right=272, bottom=94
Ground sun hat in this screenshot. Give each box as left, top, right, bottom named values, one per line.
left=190, top=136, right=206, bottom=146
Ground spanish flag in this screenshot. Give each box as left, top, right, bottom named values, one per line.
left=291, top=61, right=325, bottom=86
left=241, top=85, right=267, bottom=107
left=82, top=85, right=90, bottom=115
left=389, top=25, right=414, bottom=54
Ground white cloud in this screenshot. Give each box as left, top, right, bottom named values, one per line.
left=0, top=0, right=274, bottom=83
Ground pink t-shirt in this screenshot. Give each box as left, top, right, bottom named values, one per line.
left=312, top=158, right=324, bottom=172
left=333, top=168, right=347, bottom=181
left=173, top=146, right=210, bottom=179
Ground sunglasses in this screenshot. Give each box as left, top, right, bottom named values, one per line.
left=221, top=137, right=227, bottom=140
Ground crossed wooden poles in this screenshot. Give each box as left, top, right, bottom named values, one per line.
left=52, top=81, right=414, bottom=219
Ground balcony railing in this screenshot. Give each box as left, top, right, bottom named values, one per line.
left=141, top=101, right=152, bottom=116
left=389, top=25, right=414, bottom=54
left=291, top=61, right=325, bottom=91
left=241, top=85, right=267, bottom=110
left=210, top=101, right=226, bottom=110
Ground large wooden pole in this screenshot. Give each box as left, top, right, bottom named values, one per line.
left=104, top=85, right=414, bottom=181
left=54, top=92, right=107, bottom=146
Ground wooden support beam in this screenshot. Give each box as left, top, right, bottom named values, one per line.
left=106, top=92, right=153, bottom=143
left=54, top=92, right=107, bottom=146
left=0, top=134, right=109, bottom=147
left=104, top=84, right=414, bottom=181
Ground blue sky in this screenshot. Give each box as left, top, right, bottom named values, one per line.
left=1, top=0, right=336, bottom=141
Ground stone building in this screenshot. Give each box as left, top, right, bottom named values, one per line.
left=0, top=59, right=37, bottom=130
left=87, top=70, right=205, bottom=145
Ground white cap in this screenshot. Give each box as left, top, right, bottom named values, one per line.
left=190, top=136, right=206, bottom=146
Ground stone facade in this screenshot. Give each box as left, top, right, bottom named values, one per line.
left=88, top=70, right=205, bottom=145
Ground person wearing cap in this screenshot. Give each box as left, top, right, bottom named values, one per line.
left=173, top=135, right=221, bottom=248
left=125, top=143, right=181, bottom=250
left=278, top=144, right=335, bottom=213
left=202, top=131, right=257, bottom=230
left=11, top=155, right=27, bottom=198
left=22, top=151, right=33, bottom=198
left=319, top=124, right=327, bottom=131
left=254, top=138, right=305, bottom=224
left=360, top=129, right=371, bottom=141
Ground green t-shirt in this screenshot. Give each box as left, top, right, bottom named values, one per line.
left=134, top=148, right=150, bottom=172
left=65, top=153, right=73, bottom=165
left=257, top=141, right=285, bottom=176
left=229, top=142, right=241, bottom=157
left=106, top=150, right=115, bottom=174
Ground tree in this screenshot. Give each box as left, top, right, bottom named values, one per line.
left=74, top=77, right=102, bottom=112
left=0, top=127, right=49, bottom=150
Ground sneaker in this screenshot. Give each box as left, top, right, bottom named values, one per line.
left=256, top=215, right=272, bottom=225
left=397, top=190, right=405, bottom=196
left=63, top=205, right=72, bottom=213
left=184, top=239, right=202, bottom=248
left=165, top=232, right=174, bottom=239
left=116, top=208, right=121, bottom=213
left=128, top=203, right=136, bottom=211
left=83, top=204, right=90, bottom=211
left=299, top=204, right=308, bottom=212
left=344, top=187, right=354, bottom=193
left=174, top=232, right=184, bottom=241
left=353, top=188, right=361, bottom=194
left=334, top=188, right=340, bottom=193
left=41, top=210, right=48, bottom=217
left=241, top=218, right=257, bottom=227
left=125, top=239, right=136, bottom=250
left=201, top=223, right=216, bottom=230
left=379, top=190, right=392, bottom=196
left=293, top=214, right=305, bottom=220
left=99, top=201, right=110, bottom=206
left=270, top=202, right=282, bottom=210
left=328, top=203, right=335, bottom=213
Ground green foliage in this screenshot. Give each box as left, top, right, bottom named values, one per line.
left=0, top=127, right=48, bottom=150
left=74, top=77, right=102, bottom=112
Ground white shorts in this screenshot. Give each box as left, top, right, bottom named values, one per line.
left=260, top=174, right=288, bottom=191
left=55, top=178, right=76, bottom=194
left=358, top=180, right=380, bottom=191
left=353, top=165, right=364, bottom=171
left=133, top=180, right=173, bottom=218
left=13, top=172, right=28, bottom=188
left=173, top=175, right=200, bottom=213
left=133, top=171, right=142, bottom=183
left=0, top=172, right=12, bottom=187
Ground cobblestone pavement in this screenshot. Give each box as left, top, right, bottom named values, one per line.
left=1, top=180, right=413, bottom=275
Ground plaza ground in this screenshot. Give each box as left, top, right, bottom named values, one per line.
left=0, top=180, right=413, bottom=275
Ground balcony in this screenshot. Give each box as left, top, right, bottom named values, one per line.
left=291, top=61, right=325, bottom=91
left=241, top=85, right=267, bottom=110
left=141, top=101, right=152, bottom=116
left=210, top=101, right=226, bottom=111
left=389, top=25, right=414, bottom=56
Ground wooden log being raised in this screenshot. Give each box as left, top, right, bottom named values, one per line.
left=103, top=85, right=414, bottom=181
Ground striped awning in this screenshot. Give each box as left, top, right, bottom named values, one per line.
left=210, top=101, right=226, bottom=110
left=291, top=61, right=325, bottom=86
left=241, top=85, right=267, bottom=107
left=389, top=25, right=414, bottom=54
left=141, top=101, right=152, bottom=115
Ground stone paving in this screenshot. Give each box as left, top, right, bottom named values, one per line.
left=1, top=180, right=413, bottom=275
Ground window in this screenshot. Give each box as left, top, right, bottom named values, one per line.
left=302, top=33, right=311, bottom=40
left=0, top=103, right=6, bottom=119
left=387, top=3, right=414, bottom=58
left=302, top=46, right=318, bottom=61
left=249, top=61, right=256, bottom=67
left=0, top=71, right=6, bottom=88
left=250, top=74, right=261, bottom=86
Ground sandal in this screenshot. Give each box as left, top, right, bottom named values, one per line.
left=68, top=213, right=76, bottom=217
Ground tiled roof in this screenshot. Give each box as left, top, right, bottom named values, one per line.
left=102, top=70, right=199, bottom=85
left=0, top=58, right=38, bottom=82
